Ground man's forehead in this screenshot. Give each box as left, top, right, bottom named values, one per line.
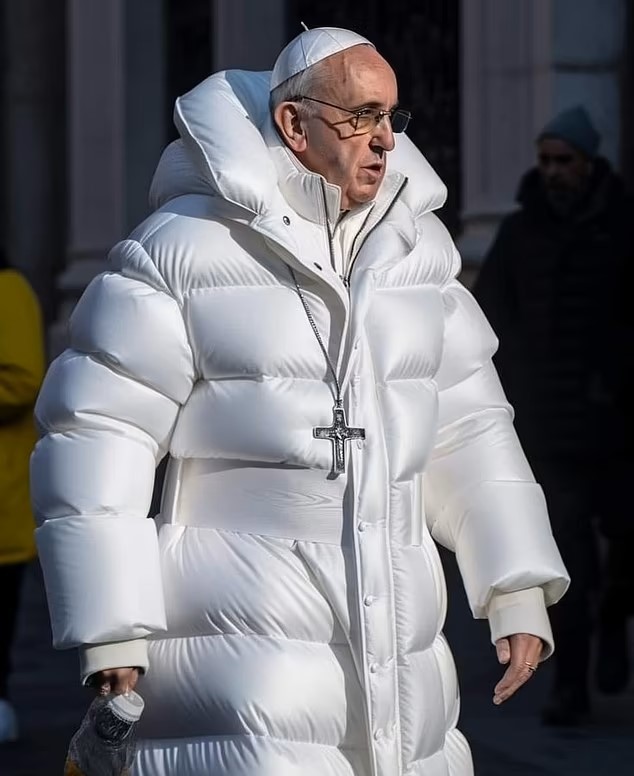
left=321, top=47, right=397, bottom=99
left=538, top=137, right=581, bottom=158
left=325, top=45, right=387, bottom=73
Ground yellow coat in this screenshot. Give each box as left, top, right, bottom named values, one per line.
left=0, top=269, right=45, bottom=565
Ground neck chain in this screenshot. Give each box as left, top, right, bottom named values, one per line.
left=289, top=267, right=365, bottom=475
left=289, top=268, right=342, bottom=407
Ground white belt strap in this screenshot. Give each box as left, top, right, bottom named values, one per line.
left=159, top=457, right=348, bottom=545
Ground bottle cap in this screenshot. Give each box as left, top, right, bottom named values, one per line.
left=108, top=690, right=144, bottom=723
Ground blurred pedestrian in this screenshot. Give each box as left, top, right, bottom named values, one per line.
left=0, top=251, right=45, bottom=743
left=473, top=105, right=634, bottom=726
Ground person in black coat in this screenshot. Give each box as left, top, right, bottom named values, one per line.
left=473, top=106, right=634, bottom=726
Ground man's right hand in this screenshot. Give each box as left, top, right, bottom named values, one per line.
left=89, top=667, right=139, bottom=695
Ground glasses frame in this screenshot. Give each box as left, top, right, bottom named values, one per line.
left=294, top=95, right=411, bottom=134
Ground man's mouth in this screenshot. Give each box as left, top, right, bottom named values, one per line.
left=363, top=163, right=384, bottom=177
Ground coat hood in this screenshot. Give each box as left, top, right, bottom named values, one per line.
left=150, top=69, right=447, bottom=219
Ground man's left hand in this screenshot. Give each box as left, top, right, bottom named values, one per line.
left=493, top=633, right=542, bottom=705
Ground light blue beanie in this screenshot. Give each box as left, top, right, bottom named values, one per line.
left=537, top=105, right=600, bottom=157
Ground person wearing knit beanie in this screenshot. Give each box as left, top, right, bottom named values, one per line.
left=538, top=105, right=600, bottom=158
left=475, top=99, right=634, bottom=728
left=536, top=105, right=601, bottom=216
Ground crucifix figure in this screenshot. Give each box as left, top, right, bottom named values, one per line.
left=314, top=401, right=365, bottom=475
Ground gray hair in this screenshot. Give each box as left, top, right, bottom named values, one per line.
left=269, top=61, right=328, bottom=118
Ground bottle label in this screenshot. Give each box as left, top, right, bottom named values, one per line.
left=63, top=758, right=86, bottom=776
left=64, top=757, right=131, bottom=776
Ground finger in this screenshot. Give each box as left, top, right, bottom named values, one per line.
left=87, top=672, right=111, bottom=696
left=493, top=636, right=541, bottom=705
left=493, top=662, right=534, bottom=705
left=111, top=677, right=129, bottom=694
left=500, top=634, right=542, bottom=672
left=494, top=660, right=534, bottom=696
left=112, top=668, right=140, bottom=695
left=127, top=670, right=139, bottom=692
left=495, top=638, right=511, bottom=665
left=529, top=640, right=544, bottom=665
left=513, top=637, right=543, bottom=678
left=111, top=671, right=132, bottom=695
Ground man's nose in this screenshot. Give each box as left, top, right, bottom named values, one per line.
left=373, top=115, right=395, bottom=151
left=544, top=165, right=562, bottom=182
left=542, top=159, right=563, bottom=176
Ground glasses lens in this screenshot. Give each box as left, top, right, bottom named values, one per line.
left=391, top=110, right=411, bottom=134
left=354, top=112, right=375, bottom=133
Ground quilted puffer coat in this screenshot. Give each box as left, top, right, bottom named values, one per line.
left=31, top=70, right=568, bottom=776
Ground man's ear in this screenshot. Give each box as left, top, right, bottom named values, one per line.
left=273, top=102, right=308, bottom=153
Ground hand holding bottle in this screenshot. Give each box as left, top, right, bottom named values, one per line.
left=90, top=667, right=139, bottom=696
left=64, top=689, right=144, bottom=776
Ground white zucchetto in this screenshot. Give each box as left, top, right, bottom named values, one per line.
left=270, top=27, right=374, bottom=91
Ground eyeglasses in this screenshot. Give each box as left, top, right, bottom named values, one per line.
left=295, top=96, right=412, bottom=134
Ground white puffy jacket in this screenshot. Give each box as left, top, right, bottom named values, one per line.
left=31, top=70, right=568, bottom=776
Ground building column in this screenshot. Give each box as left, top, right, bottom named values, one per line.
left=213, top=0, right=286, bottom=71
left=3, top=0, right=66, bottom=324
left=49, top=0, right=126, bottom=356
left=125, top=1, right=167, bottom=232
left=458, top=0, right=554, bottom=270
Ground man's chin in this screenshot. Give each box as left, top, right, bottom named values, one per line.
left=347, top=182, right=382, bottom=208
left=545, top=189, right=579, bottom=215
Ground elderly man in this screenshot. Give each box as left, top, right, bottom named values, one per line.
left=32, top=27, right=568, bottom=776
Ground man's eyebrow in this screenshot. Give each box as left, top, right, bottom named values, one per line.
left=539, top=153, right=574, bottom=163
left=352, top=100, right=400, bottom=111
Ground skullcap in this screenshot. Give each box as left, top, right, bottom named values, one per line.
left=270, top=26, right=374, bottom=91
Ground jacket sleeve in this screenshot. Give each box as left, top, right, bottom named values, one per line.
left=423, top=260, right=569, bottom=622
left=31, top=240, right=196, bottom=655
left=0, top=270, right=45, bottom=423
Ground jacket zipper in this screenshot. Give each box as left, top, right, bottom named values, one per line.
left=318, top=176, right=409, bottom=384
left=319, top=176, right=409, bottom=290
left=345, top=177, right=409, bottom=288
left=321, top=188, right=338, bottom=277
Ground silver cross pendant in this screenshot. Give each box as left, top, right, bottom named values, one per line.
left=314, top=402, right=365, bottom=475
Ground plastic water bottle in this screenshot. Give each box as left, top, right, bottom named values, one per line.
left=63, top=690, right=144, bottom=776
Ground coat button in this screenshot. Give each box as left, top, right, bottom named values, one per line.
left=358, top=521, right=367, bottom=532
left=283, top=216, right=291, bottom=225
left=364, top=595, right=375, bottom=607
left=369, top=662, right=380, bottom=673
left=373, top=728, right=384, bottom=741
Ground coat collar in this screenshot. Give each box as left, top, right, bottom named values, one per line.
left=262, top=117, right=343, bottom=227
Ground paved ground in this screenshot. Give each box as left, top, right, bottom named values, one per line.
left=0, top=562, right=86, bottom=775
left=1, top=555, right=633, bottom=775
